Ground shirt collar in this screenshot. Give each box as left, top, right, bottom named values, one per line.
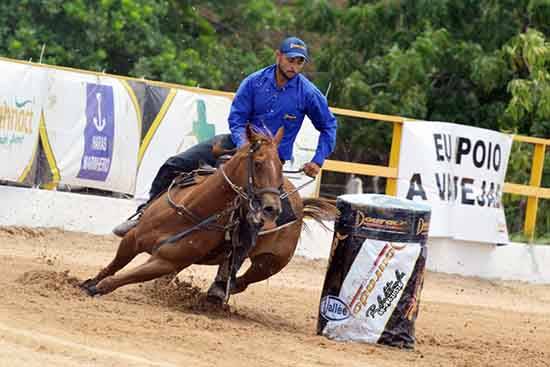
left=267, top=64, right=299, bottom=90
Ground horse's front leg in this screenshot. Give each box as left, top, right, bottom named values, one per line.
left=81, top=230, right=140, bottom=296
left=206, top=221, right=263, bottom=304
left=206, top=254, right=233, bottom=304
left=94, top=254, right=180, bottom=295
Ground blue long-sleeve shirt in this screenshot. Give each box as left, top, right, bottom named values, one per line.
left=228, top=65, right=337, bottom=166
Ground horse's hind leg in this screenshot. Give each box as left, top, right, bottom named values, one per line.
left=93, top=255, right=180, bottom=295
left=231, top=252, right=291, bottom=295
left=232, top=222, right=301, bottom=295
left=81, top=230, right=140, bottom=295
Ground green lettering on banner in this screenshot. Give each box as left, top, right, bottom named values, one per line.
left=0, top=133, right=24, bottom=145
left=10, top=135, right=24, bottom=144
left=192, top=99, right=215, bottom=143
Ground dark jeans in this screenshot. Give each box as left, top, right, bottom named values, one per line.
left=148, top=134, right=235, bottom=201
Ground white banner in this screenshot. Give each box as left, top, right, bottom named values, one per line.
left=42, top=69, right=140, bottom=194
left=0, top=60, right=46, bottom=183
left=0, top=58, right=324, bottom=198
left=134, top=91, right=322, bottom=200
left=135, top=90, right=232, bottom=200
left=396, top=120, right=512, bottom=243
left=284, top=116, right=320, bottom=198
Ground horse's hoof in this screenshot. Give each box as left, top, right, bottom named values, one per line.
left=80, top=278, right=97, bottom=288
left=206, top=281, right=227, bottom=305
left=80, top=279, right=102, bottom=297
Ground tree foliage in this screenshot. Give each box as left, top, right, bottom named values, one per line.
left=1, top=0, right=549, bottom=237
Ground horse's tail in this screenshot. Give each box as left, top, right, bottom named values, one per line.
left=302, top=198, right=338, bottom=232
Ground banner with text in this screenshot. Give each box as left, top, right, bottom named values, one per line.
left=42, top=69, right=140, bottom=194
left=133, top=90, right=322, bottom=200
left=0, top=58, right=329, bottom=198
left=0, top=60, right=46, bottom=185
left=396, top=120, right=512, bottom=243
left=134, top=90, right=233, bottom=200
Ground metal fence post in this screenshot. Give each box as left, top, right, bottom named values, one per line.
left=385, top=121, right=404, bottom=196
left=524, top=143, right=546, bottom=241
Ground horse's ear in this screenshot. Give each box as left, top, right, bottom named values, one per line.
left=246, top=124, right=257, bottom=143
left=274, top=126, right=284, bottom=146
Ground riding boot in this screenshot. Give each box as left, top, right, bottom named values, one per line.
left=112, top=201, right=148, bottom=237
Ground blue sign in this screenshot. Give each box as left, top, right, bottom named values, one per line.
left=77, top=83, right=114, bottom=181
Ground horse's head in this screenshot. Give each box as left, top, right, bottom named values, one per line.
left=222, top=125, right=284, bottom=226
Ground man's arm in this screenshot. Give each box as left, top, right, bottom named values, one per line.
left=304, top=88, right=337, bottom=176
left=228, top=76, right=254, bottom=147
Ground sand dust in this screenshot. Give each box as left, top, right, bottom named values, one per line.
left=0, top=226, right=548, bottom=367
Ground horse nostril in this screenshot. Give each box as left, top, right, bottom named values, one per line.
left=263, top=205, right=281, bottom=218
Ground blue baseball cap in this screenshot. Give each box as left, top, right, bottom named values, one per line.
left=279, top=37, right=309, bottom=61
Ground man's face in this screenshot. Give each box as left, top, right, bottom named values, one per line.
left=276, top=50, right=306, bottom=80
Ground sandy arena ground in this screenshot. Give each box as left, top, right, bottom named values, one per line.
left=0, top=226, right=549, bottom=367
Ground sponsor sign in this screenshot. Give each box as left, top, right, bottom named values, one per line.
left=0, top=98, right=34, bottom=145
left=77, top=83, right=115, bottom=181
left=41, top=70, right=139, bottom=194
left=397, top=120, right=512, bottom=243
left=0, top=60, right=44, bottom=184
left=134, top=90, right=232, bottom=200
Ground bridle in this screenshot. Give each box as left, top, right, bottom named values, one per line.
left=220, top=140, right=282, bottom=215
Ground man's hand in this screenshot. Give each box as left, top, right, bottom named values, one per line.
left=303, top=162, right=321, bottom=177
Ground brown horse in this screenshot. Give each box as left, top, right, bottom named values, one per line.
left=81, top=125, right=337, bottom=302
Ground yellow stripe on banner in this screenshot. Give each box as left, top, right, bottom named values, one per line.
left=120, top=79, right=142, bottom=139
left=137, top=89, right=177, bottom=167
left=38, top=110, right=60, bottom=189
left=17, top=129, right=40, bottom=184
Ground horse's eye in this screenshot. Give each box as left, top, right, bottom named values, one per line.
left=254, top=161, right=263, bottom=170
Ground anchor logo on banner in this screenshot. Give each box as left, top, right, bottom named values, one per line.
left=92, top=93, right=107, bottom=132
left=77, top=83, right=115, bottom=182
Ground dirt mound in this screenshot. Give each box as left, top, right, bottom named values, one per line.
left=16, top=270, right=84, bottom=298
left=138, top=275, right=232, bottom=315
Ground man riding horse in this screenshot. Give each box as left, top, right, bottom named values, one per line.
left=111, top=36, right=337, bottom=301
